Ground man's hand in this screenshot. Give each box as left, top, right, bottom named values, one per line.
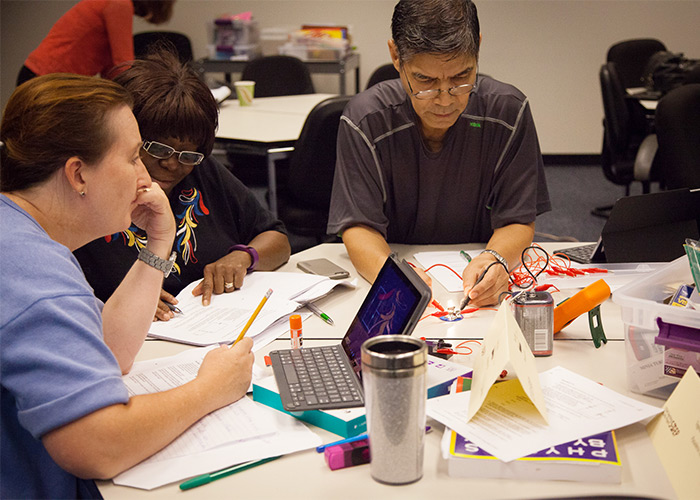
left=461, top=253, right=509, bottom=307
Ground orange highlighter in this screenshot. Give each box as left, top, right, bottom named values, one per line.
left=553, top=279, right=611, bottom=345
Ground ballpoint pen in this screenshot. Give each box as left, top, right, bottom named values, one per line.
left=233, top=288, right=273, bottom=345
left=164, top=302, right=183, bottom=315
left=459, top=266, right=489, bottom=310
left=316, top=425, right=432, bottom=453
left=316, top=433, right=368, bottom=453
left=305, top=302, right=334, bottom=325
left=179, top=456, right=281, bottom=490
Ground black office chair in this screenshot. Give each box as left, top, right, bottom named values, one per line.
left=276, top=96, right=351, bottom=244
left=606, top=38, right=666, bottom=89
left=133, top=31, right=193, bottom=63
left=228, top=56, right=316, bottom=187
left=366, top=63, right=399, bottom=89
left=654, top=83, right=700, bottom=190
left=241, top=55, right=315, bottom=98
left=593, top=62, right=659, bottom=217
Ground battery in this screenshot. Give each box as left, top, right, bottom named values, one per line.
left=512, top=291, right=554, bottom=356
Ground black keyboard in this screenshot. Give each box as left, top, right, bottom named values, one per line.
left=554, top=243, right=597, bottom=264
left=270, top=346, right=364, bottom=412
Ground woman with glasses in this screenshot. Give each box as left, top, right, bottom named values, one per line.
left=328, top=0, right=550, bottom=307
left=0, top=74, right=253, bottom=498
left=74, top=49, right=290, bottom=320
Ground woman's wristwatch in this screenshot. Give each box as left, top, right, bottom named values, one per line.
left=138, top=248, right=177, bottom=278
left=228, top=244, right=259, bottom=272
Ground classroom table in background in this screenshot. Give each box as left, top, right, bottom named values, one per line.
left=214, top=93, right=336, bottom=216
left=97, top=242, right=677, bottom=499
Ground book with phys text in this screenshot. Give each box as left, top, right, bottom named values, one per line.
left=441, top=378, right=622, bottom=483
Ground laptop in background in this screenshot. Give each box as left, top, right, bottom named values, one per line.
left=269, top=254, right=432, bottom=412
left=556, top=188, right=700, bottom=264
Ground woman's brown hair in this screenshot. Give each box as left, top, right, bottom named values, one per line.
left=1, top=74, right=133, bottom=192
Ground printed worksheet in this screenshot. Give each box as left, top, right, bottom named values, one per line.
left=427, top=365, right=662, bottom=462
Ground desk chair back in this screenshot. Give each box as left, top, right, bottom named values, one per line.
left=133, top=31, right=193, bottom=63
left=241, top=55, right=315, bottom=98
left=366, top=63, right=399, bottom=90
left=594, top=62, right=658, bottom=217
left=278, top=96, right=351, bottom=240
left=655, top=83, right=700, bottom=189
left=607, top=38, right=666, bottom=89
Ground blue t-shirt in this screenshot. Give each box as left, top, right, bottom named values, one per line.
left=0, top=195, right=129, bottom=498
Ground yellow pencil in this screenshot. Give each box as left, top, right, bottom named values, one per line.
left=233, top=288, right=273, bottom=345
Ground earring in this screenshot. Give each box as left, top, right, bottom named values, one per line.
left=79, top=191, right=85, bottom=197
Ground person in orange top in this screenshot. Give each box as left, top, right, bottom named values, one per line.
left=17, top=0, right=175, bottom=85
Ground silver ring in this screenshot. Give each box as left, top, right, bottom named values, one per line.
left=224, top=282, right=235, bottom=290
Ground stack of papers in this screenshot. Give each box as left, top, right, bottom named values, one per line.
left=427, top=366, right=662, bottom=463
left=114, top=348, right=321, bottom=490
left=148, top=271, right=354, bottom=347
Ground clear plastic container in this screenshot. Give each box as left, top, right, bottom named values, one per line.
left=612, top=256, right=700, bottom=398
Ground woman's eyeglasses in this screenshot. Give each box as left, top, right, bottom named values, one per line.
left=142, top=140, right=204, bottom=166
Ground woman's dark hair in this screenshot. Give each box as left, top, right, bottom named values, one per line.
left=391, top=0, right=480, bottom=62
left=113, top=48, right=218, bottom=157
left=1, top=74, right=133, bottom=192
left=133, top=0, right=175, bottom=25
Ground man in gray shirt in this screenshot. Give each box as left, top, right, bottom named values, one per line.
left=327, top=0, right=551, bottom=306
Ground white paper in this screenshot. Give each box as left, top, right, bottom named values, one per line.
left=210, top=85, right=232, bottom=103
left=147, top=272, right=346, bottom=345
left=414, top=251, right=665, bottom=292
left=467, top=301, right=548, bottom=422
left=427, top=365, right=662, bottom=462
left=123, top=348, right=277, bottom=459
left=414, top=251, right=480, bottom=292
left=113, top=400, right=321, bottom=490
left=115, top=349, right=321, bottom=489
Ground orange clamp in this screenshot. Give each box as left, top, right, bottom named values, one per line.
left=553, top=279, right=611, bottom=334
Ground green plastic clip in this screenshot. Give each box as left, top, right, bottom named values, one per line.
left=587, top=304, right=607, bottom=348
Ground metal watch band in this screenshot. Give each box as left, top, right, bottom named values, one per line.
left=228, top=244, right=259, bottom=272
left=138, top=248, right=176, bottom=278
left=481, top=249, right=508, bottom=271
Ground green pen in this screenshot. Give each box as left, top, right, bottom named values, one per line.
left=179, top=456, right=281, bottom=491
left=305, top=302, right=334, bottom=326
left=459, top=250, right=472, bottom=262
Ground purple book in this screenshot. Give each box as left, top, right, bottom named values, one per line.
left=445, top=429, right=621, bottom=483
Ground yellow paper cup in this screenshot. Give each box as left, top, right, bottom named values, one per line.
left=234, top=80, right=255, bottom=106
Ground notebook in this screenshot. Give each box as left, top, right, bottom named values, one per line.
left=556, top=188, right=700, bottom=264
left=269, top=254, right=432, bottom=412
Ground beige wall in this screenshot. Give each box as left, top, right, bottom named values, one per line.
left=2, top=0, right=699, bottom=154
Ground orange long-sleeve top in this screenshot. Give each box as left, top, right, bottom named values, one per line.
left=25, top=0, right=134, bottom=77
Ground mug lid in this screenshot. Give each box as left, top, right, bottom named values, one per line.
left=361, top=335, right=427, bottom=370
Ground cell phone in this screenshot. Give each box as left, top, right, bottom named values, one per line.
left=297, top=258, right=350, bottom=279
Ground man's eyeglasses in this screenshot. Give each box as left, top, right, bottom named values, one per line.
left=142, top=140, right=204, bottom=166
left=402, top=66, right=478, bottom=100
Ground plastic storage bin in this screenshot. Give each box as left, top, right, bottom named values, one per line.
left=612, top=256, right=700, bottom=399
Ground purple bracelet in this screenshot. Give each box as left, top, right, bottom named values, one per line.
left=228, top=244, right=259, bottom=272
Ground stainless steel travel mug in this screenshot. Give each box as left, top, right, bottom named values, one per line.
left=361, top=335, right=427, bottom=485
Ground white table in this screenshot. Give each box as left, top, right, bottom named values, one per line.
left=215, top=93, right=337, bottom=215
left=97, top=243, right=676, bottom=499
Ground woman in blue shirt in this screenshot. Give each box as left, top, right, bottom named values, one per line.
left=0, top=74, right=254, bottom=498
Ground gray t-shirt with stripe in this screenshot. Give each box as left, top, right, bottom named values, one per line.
left=327, top=76, right=551, bottom=244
